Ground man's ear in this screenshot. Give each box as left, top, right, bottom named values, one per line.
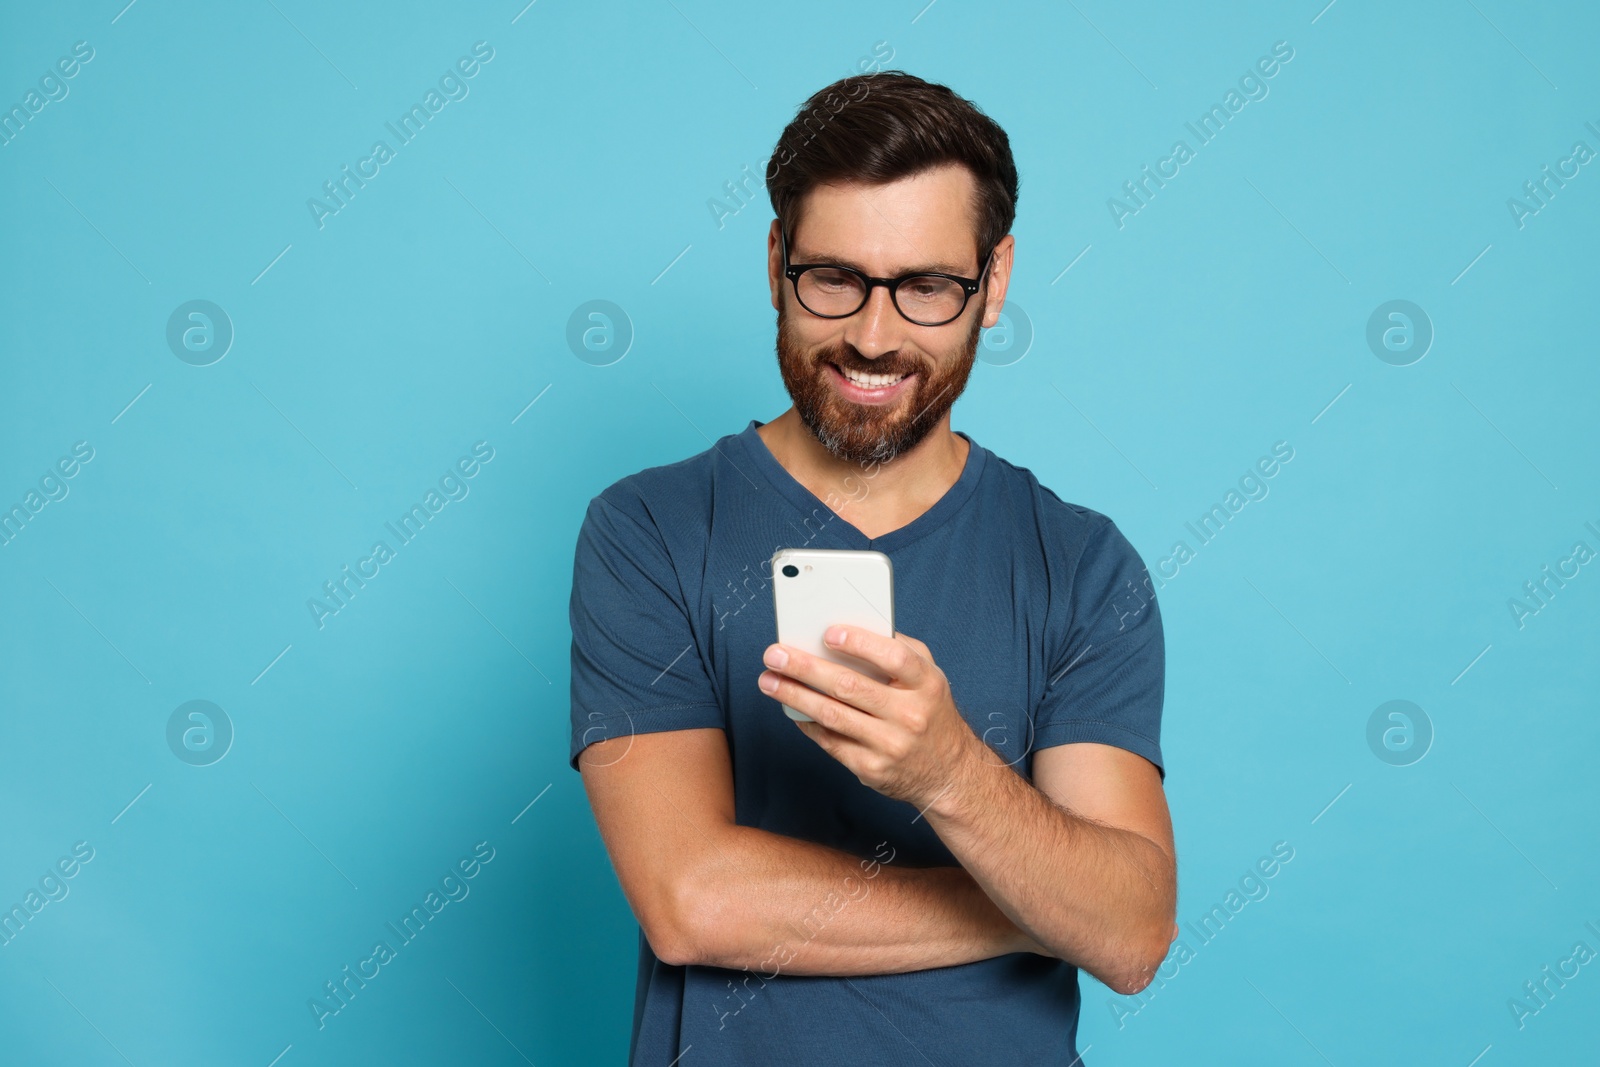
left=768, top=219, right=784, bottom=311
left=981, top=234, right=1016, bottom=329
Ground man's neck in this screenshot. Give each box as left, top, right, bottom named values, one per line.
left=756, top=409, right=971, bottom=541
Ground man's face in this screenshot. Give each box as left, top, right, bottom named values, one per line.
left=769, top=164, right=1009, bottom=466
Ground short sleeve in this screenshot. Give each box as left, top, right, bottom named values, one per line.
left=568, top=494, right=724, bottom=770
left=1033, top=517, right=1166, bottom=780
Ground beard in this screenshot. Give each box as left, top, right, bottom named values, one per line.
left=774, top=296, right=985, bottom=466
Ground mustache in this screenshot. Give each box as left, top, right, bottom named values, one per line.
left=820, top=348, right=918, bottom=377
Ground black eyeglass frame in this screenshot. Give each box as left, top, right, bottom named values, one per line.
left=780, top=228, right=996, bottom=327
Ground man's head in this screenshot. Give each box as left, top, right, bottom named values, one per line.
left=764, top=72, right=1019, bottom=465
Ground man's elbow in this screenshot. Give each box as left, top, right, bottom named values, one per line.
left=642, top=883, right=699, bottom=967
left=1106, top=963, right=1161, bottom=997
left=646, top=867, right=728, bottom=968
left=1103, top=922, right=1177, bottom=996
left=649, top=923, right=699, bottom=968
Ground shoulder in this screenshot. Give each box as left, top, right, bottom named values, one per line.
left=593, top=450, right=709, bottom=521
left=976, top=446, right=1155, bottom=630
left=979, top=446, right=1126, bottom=563
left=591, top=419, right=745, bottom=516
left=582, top=434, right=734, bottom=556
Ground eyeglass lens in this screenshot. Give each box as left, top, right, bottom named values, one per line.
left=796, top=268, right=967, bottom=325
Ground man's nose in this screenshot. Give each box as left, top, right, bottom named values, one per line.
left=843, top=285, right=903, bottom=359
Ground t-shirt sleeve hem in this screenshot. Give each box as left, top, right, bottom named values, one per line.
left=1032, top=719, right=1165, bottom=781
left=569, top=703, right=725, bottom=771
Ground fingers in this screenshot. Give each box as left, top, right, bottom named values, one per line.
left=763, top=641, right=894, bottom=715
left=759, top=668, right=885, bottom=746
left=822, top=625, right=926, bottom=686
left=794, top=718, right=863, bottom=763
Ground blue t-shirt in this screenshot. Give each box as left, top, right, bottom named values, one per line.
left=568, top=418, right=1165, bottom=1066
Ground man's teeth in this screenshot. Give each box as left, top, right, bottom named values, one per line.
left=839, top=365, right=909, bottom=388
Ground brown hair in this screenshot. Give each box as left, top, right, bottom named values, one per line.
left=765, top=70, right=1019, bottom=267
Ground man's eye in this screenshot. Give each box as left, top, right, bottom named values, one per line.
left=808, top=270, right=860, bottom=291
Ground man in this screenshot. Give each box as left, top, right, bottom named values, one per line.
left=569, top=70, right=1176, bottom=1064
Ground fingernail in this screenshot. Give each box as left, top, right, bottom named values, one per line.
left=758, top=672, right=778, bottom=693
left=764, top=646, right=788, bottom=669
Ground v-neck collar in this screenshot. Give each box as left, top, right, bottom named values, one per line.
left=734, top=418, right=987, bottom=553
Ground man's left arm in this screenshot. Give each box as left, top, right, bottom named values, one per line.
left=920, top=736, right=1176, bottom=995
left=759, top=627, right=1177, bottom=995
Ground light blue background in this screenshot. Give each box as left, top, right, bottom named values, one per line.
left=2, top=1, right=1596, bottom=1064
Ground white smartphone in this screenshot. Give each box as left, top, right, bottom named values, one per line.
left=770, top=547, right=896, bottom=722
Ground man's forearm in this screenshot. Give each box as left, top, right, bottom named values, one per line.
left=923, top=755, right=1175, bottom=994
left=675, top=825, right=1047, bottom=976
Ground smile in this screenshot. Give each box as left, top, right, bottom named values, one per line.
left=827, top=362, right=915, bottom=405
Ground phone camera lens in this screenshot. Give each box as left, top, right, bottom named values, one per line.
left=781, top=564, right=799, bottom=578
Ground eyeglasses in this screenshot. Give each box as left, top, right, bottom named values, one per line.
left=781, top=228, right=994, bottom=327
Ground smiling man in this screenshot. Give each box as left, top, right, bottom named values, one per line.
left=570, top=71, right=1176, bottom=1065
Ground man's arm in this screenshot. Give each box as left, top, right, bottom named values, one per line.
left=759, top=627, right=1177, bottom=995
left=578, top=726, right=1049, bottom=976
left=920, top=740, right=1176, bottom=995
